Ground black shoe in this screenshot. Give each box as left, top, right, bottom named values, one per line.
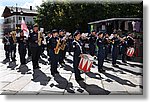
left=55, top=71, right=59, bottom=74
left=122, top=61, right=127, bottom=63
left=51, top=73, right=57, bottom=77
left=98, top=69, right=105, bottom=73
left=112, top=64, right=119, bottom=68
left=76, top=78, right=84, bottom=82
left=36, top=66, right=41, bottom=69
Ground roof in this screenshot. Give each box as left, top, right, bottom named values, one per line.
left=1, top=6, right=38, bottom=18
left=88, top=18, right=142, bottom=24
left=7, top=6, right=38, bottom=14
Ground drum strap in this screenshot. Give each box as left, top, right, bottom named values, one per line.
left=73, top=40, right=83, bottom=53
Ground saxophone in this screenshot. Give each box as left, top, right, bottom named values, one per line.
left=38, top=31, right=43, bottom=46
left=55, top=38, right=61, bottom=54
left=12, top=31, right=17, bottom=43
left=60, top=39, right=66, bottom=50
left=60, top=35, right=68, bottom=50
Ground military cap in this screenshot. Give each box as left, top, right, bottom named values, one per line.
left=74, top=30, right=80, bottom=37
left=33, top=23, right=38, bottom=27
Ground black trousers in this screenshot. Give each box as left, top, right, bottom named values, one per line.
left=19, top=46, right=26, bottom=64
left=50, top=49, right=59, bottom=75
left=4, top=45, right=10, bottom=59
left=31, top=46, right=42, bottom=69
left=10, top=44, right=16, bottom=61
left=112, top=46, right=119, bottom=65
left=59, top=49, right=66, bottom=64
left=27, top=43, right=32, bottom=57
left=98, top=48, right=105, bottom=70
left=105, top=45, right=110, bottom=59
left=73, top=56, right=82, bottom=80
left=89, top=44, right=95, bottom=56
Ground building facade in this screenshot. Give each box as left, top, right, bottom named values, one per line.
left=1, top=6, right=38, bottom=33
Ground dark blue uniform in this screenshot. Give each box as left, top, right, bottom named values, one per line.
left=120, top=39, right=127, bottom=63
left=97, top=38, right=106, bottom=72
left=46, top=36, right=51, bottom=57
left=89, top=34, right=97, bottom=56
left=111, top=37, right=120, bottom=66
left=59, top=35, right=65, bottom=64
left=49, top=37, right=59, bottom=75
left=29, top=31, right=42, bottom=69
left=2, top=35, right=11, bottom=59
left=10, top=36, right=16, bottom=62
left=73, top=40, right=83, bottom=80
left=17, top=36, right=27, bottom=65
left=104, top=37, right=110, bottom=60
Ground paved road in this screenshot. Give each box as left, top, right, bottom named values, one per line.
left=0, top=39, right=143, bottom=95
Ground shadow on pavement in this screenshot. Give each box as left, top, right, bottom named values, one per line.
left=16, top=65, right=31, bottom=74
left=65, top=58, right=73, bottom=64
left=64, top=64, right=74, bottom=73
left=7, top=61, right=18, bottom=70
left=39, top=58, right=48, bottom=65
left=53, top=74, right=75, bottom=94
left=26, top=56, right=32, bottom=63
left=77, top=81, right=110, bottom=95
left=32, top=69, right=51, bottom=86
left=115, top=66, right=142, bottom=75
left=103, top=72, right=137, bottom=87
left=103, top=66, right=126, bottom=74
left=86, top=72, right=103, bottom=80
left=1, top=58, right=10, bottom=64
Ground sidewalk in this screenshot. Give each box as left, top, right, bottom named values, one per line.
left=0, top=40, right=143, bottom=95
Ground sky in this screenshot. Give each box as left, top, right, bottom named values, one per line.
left=0, top=0, right=45, bottom=19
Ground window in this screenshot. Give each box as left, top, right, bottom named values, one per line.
left=23, top=17, right=25, bottom=20
left=19, top=16, right=22, bottom=20
left=13, top=17, right=15, bottom=22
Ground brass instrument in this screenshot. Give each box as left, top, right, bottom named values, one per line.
left=60, top=35, right=69, bottom=50
left=11, top=31, right=17, bottom=43
left=60, top=40, right=66, bottom=50
left=55, top=38, right=61, bottom=54
left=38, top=31, right=43, bottom=46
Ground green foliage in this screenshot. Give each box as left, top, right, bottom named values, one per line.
left=36, top=1, right=143, bottom=33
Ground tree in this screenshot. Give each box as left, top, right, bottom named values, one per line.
left=36, top=1, right=143, bottom=33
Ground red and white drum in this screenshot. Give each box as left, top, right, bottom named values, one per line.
left=126, top=47, right=135, bottom=57
left=78, top=54, right=94, bottom=72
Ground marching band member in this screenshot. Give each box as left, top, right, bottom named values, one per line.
left=111, top=32, right=121, bottom=67
left=67, top=34, right=73, bottom=55
left=46, top=31, right=52, bottom=61
left=120, top=35, right=127, bottom=63
left=89, top=30, right=97, bottom=57
left=2, top=33, right=11, bottom=61
left=126, top=33, right=135, bottom=61
left=59, top=29, right=66, bottom=66
left=49, top=29, right=60, bottom=76
left=104, top=33, right=110, bottom=60
left=29, top=24, right=43, bottom=70
left=73, top=30, right=84, bottom=82
left=97, top=32, right=106, bottom=73
left=17, top=30, right=27, bottom=65
left=10, top=31, right=17, bottom=62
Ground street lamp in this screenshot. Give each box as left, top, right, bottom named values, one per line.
left=10, top=4, right=23, bottom=31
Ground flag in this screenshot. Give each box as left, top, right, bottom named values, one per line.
left=21, top=18, right=29, bottom=37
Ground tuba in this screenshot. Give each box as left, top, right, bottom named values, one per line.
left=55, top=38, right=61, bottom=54
left=38, top=31, right=43, bottom=46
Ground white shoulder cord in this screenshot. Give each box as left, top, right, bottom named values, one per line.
left=73, top=40, right=83, bottom=53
